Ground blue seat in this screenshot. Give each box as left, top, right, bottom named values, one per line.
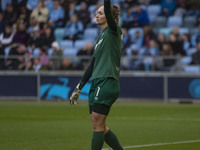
left=74, top=40, right=90, bottom=49
left=59, top=40, right=73, bottom=49
left=54, top=28, right=65, bottom=42
left=183, top=16, right=197, bottom=28
left=167, top=16, right=183, bottom=27
left=179, top=28, right=189, bottom=36
left=147, top=5, right=161, bottom=16
left=187, top=48, right=197, bottom=56
left=180, top=56, right=192, bottom=65
left=152, top=16, right=167, bottom=27
left=88, top=5, right=96, bottom=13
left=158, top=28, right=172, bottom=36
left=83, top=28, right=98, bottom=41
left=184, top=66, right=200, bottom=73
left=63, top=48, right=79, bottom=57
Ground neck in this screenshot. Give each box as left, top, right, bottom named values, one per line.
left=100, top=23, right=108, bottom=31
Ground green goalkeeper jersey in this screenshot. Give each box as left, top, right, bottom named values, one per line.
left=92, top=1, right=122, bottom=81
left=79, top=0, right=122, bottom=89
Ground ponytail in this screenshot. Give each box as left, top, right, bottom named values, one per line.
left=111, top=5, right=120, bottom=25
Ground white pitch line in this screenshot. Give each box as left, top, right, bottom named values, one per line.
left=102, top=139, right=200, bottom=150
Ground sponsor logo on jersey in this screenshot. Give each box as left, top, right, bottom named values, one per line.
left=95, top=39, right=103, bottom=50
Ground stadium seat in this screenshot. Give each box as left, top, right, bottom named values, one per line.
left=59, top=40, right=73, bottom=49
left=158, top=28, right=172, bottom=36
left=74, top=40, right=90, bottom=49
left=54, top=28, right=65, bottom=42
left=180, top=56, right=192, bottom=65
left=152, top=16, right=167, bottom=27
left=83, top=28, right=98, bottom=41
left=63, top=48, right=79, bottom=57
left=179, top=28, right=189, bottom=36
left=183, top=16, right=197, bottom=28
left=184, top=66, right=200, bottom=73
left=147, top=5, right=161, bottom=16
left=189, top=27, right=198, bottom=35
left=88, top=5, right=96, bottom=13
left=187, top=48, right=197, bottom=56
left=167, top=16, right=183, bottom=27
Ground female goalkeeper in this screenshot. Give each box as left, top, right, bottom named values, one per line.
left=70, top=0, right=123, bottom=149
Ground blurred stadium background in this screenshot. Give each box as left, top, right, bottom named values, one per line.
left=0, top=0, right=200, bottom=149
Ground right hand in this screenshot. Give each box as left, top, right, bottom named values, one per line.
left=69, top=83, right=81, bottom=105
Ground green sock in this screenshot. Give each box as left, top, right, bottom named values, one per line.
left=105, top=130, right=124, bottom=150
left=91, top=131, right=104, bottom=150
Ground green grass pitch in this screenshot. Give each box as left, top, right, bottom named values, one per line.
left=0, top=101, right=200, bottom=150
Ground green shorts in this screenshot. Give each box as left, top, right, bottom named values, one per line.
left=89, top=77, right=120, bottom=107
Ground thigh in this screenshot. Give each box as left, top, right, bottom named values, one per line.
left=95, top=78, right=120, bottom=106
left=91, top=111, right=107, bottom=131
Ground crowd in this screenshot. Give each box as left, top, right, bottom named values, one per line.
left=0, top=0, right=200, bottom=72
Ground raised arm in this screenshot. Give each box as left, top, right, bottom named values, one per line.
left=104, top=0, right=117, bottom=32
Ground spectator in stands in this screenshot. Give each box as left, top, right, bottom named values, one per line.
left=77, top=2, right=91, bottom=28
left=45, top=0, right=54, bottom=11
left=21, top=50, right=33, bottom=71
left=83, top=0, right=97, bottom=5
left=24, top=60, right=33, bottom=72
left=27, top=26, right=42, bottom=50
left=26, top=0, right=39, bottom=11
left=0, top=24, right=15, bottom=50
left=16, top=5, right=29, bottom=24
left=4, top=4, right=17, bottom=25
left=157, top=33, right=166, bottom=50
left=48, top=0, right=65, bottom=28
left=122, top=6, right=134, bottom=29
left=31, top=1, right=49, bottom=28
left=13, top=22, right=29, bottom=45
left=33, top=57, right=47, bottom=72
left=0, top=42, right=4, bottom=69
left=171, top=26, right=180, bottom=40
left=174, top=0, right=187, bottom=17
left=168, top=33, right=185, bottom=56
left=121, top=0, right=138, bottom=9
left=181, top=33, right=191, bottom=54
left=66, top=2, right=78, bottom=23
left=160, top=0, right=176, bottom=17
left=191, top=42, right=200, bottom=64
left=64, top=13, right=84, bottom=42
left=60, top=58, right=75, bottom=70
left=191, top=24, right=200, bottom=47
left=159, top=42, right=176, bottom=71
left=27, top=17, right=39, bottom=34
left=40, top=26, right=55, bottom=49
left=77, top=42, right=94, bottom=69
left=48, top=41, right=63, bottom=70
left=0, top=12, right=8, bottom=34
left=144, top=39, right=159, bottom=56
left=39, top=47, right=49, bottom=67
left=132, top=3, right=149, bottom=27
left=121, top=28, right=132, bottom=49
left=4, top=44, right=26, bottom=70
left=132, top=30, right=144, bottom=49
left=143, top=25, right=157, bottom=48
left=143, top=39, right=159, bottom=71
left=149, top=0, right=161, bottom=5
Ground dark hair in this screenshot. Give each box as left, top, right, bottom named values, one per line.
left=111, top=5, right=120, bottom=25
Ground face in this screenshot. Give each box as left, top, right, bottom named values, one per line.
left=96, top=6, right=107, bottom=25
left=71, top=14, right=77, bottom=23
